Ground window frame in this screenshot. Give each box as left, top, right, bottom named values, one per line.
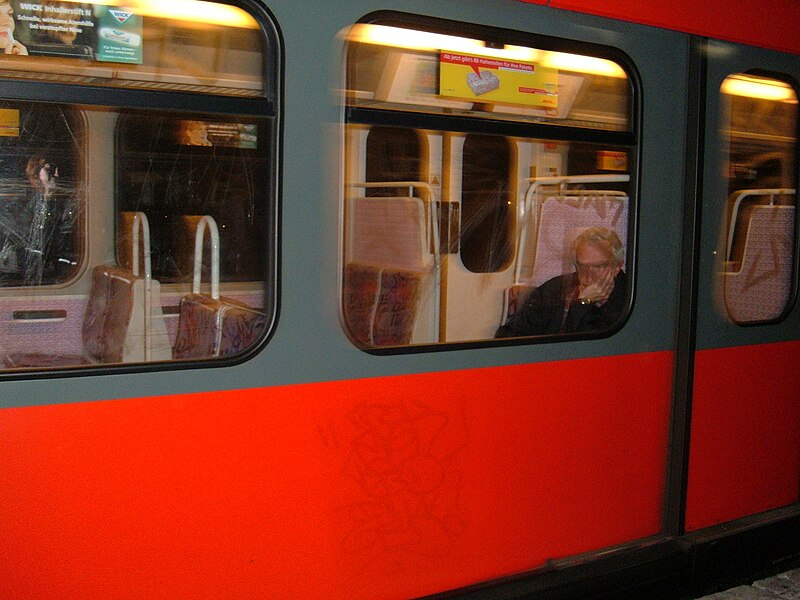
left=0, top=0, right=281, bottom=376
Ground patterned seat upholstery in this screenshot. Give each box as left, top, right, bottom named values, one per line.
left=172, top=214, right=266, bottom=360
left=343, top=263, right=423, bottom=347
left=500, top=283, right=535, bottom=323
left=173, top=293, right=266, bottom=359
left=342, top=263, right=381, bottom=346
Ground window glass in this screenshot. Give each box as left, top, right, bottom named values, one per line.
left=365, top=126, right=423, bottom=196
left=342, top=17, right=635, bottom=349
left=0, top=0, right=276, bottom=372
left=719, top=73, right=798, bottom=323
left=116, top=112, right=270, bottom=284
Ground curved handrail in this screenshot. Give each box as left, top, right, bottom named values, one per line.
left=726, top=188, right=795, bottom=260
left=193, top=215, right=220, bottom=300
left=128, top=211, right=151, bottom=282
left=127, top=211, right=153, bottom=361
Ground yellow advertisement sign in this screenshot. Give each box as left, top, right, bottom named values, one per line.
left=597, top=150, right=628, bottom=172
left=439, top=52, right=558, bottom=108
left=0, top=109, right=20, bottom=137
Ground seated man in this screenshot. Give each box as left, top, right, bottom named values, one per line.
left=496, top=226, right=627, bottom=337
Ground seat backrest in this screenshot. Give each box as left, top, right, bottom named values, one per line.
left=372, top=267, right=423, bottom=346
left=342, top=263, right=381, bottom=346
left=217, top=298, right=268, bottom=356
left=530, top=194, right=628, bottom=287
left=348, top=196, right=430, bottom=271
left=343, top=196, right=430, bottom=347
left=724, top=205, right=795, bottom=322
left=343, top=263, right=423, bottom=347
left=85, top=211, right=171, bottom=363
left=173, top=293, right=223, bottom=359
left=81, top=265, right=137, bottom=363
left=500, top=283, right=535, bottom=324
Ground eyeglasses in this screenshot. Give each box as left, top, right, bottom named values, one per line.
left=574, top=261, right=611, bottom=273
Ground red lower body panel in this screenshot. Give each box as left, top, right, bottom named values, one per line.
left=0, top=351, right=672, bottom=599
left=686, top=341, right=800, bottom=531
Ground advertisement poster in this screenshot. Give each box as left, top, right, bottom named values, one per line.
left=95, top=6, right=142, bottom=64
left=439, top=52, right=559, bottom=109
left=1, top=1, right=142, bottom=64
left=177, top=121, right=258, bottom=150
left=0, top=109, right=19, bottom=136
left=374, top=53, right=472, bottom=110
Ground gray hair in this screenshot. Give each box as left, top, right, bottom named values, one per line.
left=573, top=227, right=624, bottom=265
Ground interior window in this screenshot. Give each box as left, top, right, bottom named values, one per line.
left=461, top=133, right=514, bottom=273
left=116, top=112, right=269, bottom=284
left=0, top=102, right=84, bottom=287
left=365, top=126, right=423, bottom=196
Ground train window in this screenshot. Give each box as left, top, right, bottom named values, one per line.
left=0, top=1, right=277, bottom=372
left=342, top=16, right=635, bottom=349
left=365, top=126, right=423, bottom=196
left=719, top=73, right=798, bottom=324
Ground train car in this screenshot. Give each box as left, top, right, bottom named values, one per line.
left=0, top=0, right=798, bottom=598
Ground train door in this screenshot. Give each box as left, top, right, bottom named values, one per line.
left=685, top=41, right=800, bottom=530
left=441, top=133, right=517, bottom=342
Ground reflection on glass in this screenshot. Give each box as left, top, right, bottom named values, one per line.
left=365, top=126, right=423, bottom=197
left=342, top=18, right=635, bottom=349
left=0, top=1, right=275, bottom=371
left=720, top=73, right=798, bottom=323
left=342, top=126, right=632, bottom=347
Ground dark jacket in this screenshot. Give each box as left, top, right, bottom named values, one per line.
left=495, top=271, right=627, bottom=338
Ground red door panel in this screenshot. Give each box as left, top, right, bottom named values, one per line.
left=686, top=341, right=800, bottom=531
